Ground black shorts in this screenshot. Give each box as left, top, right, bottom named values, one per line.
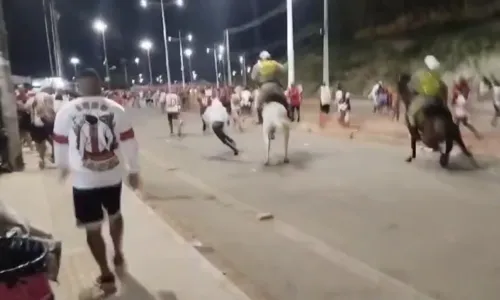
left=320, top=104, right=330, bottom=114
left=167, top=112, right=179, bottom=122
left=72, top=183, right=122, bottom=229
left=223, top=102, right=231, bottom=114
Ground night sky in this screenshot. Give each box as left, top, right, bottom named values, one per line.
left=4, top=0, right=321, bottom=82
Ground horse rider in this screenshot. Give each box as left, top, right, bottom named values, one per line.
left=407, top=55, right=448, bottom=128
left=250, top=50, right=292, bottom=119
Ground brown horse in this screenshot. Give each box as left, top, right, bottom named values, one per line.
left=397, top=73, right=476, bottom=168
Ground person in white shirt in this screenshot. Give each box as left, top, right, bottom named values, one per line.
left=203, top=98, right=239, bottom=155
left=53, top=69, right=140, bottom=297
left=230, top=91, right=243, bottom=132
left=25, top=89, right=56, bottom=168
left=165, top=91, right=183, bottom=136
left=159, top=89, right=167, bottom=113
left=491, top=78, right=500, bottom=127
left=240, top=88, right=252, bottom=114
left=319, top=83, right=332, bottom=114
left=369, top=81, right=382, bottom=112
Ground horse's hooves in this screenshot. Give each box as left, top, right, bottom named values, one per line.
left=439, top=156, right=449, bottom=168
left=405, top=157, right=413, bottom=163
left=283, top=158, right=290, bottom=164
left=264, top=162, right=270, bottom=166
left=38, top=161, right=45, bottom=170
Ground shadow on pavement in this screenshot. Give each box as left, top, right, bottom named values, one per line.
left=109, top=273, right=178, bottom=300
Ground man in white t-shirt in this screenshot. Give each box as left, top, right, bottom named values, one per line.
left=53, top=69, right=140, bottom=297
left=492, top=78, right=500, bottom=127
left=165, top=92, right=183, bottom=136
left=203, top=98, right=239, bottom=155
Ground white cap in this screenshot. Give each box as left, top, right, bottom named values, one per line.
left=424, top=55, right=440, bottom=71
left=259, top=51, right=271, bottom=60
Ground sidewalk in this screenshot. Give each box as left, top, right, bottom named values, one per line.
left=0, top=153, right=251, bottom=300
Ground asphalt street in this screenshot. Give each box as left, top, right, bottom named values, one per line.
left=130, top=107, right=500, bottom=300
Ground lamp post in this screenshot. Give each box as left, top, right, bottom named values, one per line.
left=184, top=48, right=193, bottom=82
left=139, top=39, right=153, bottom=85
left=239, top=55, right=246, bottom=86
left=140, top=0, right=183, bottom=89
left=206, top=46, right=220, bottom=88
left=322, top=0, right=329, bottom=85
left=69, top=57, right=80, bottom=79
left=92, top=19, right=110, bottom=84
left=286, top=0, right=295, bottom=87
left=167, top=32, right=192, bottom=87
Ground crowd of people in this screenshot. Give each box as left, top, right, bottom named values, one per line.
left=2, top=50, right=500, bottom=298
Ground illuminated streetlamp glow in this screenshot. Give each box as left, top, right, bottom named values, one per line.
left=92, top=19, right=107, bottom=33
left=134, top=57, right=140, bottom=64
left=140, top=39, right=153, bottom=50
left=70, top=57, right=80, bottom=79
left=184, top=48, right=192, bottom=57
left=206, top=48, right=210, bottom=54
left=92, top=19, right=110, bottom=84
left=186, top=34, right=193, bottom=42
left=139, top=39, right=153, bottom=84
left=218, top=44, right=224, bottom=53
left=176, top=0, right=183, bottom=6
left=217, top=53, right=223, bottom=61
left=140, top=0, right=147, bottom=8
left=239, top=56, right=244, bottom=64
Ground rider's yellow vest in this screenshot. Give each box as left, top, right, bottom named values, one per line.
left=419, top=70, right=441, bottom=97
left=259, top=60, right=280, bottom=82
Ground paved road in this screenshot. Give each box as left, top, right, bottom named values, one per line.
left=131, top=107, right=500, bottom=300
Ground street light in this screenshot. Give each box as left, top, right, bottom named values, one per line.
left=140, top=0, right=184, bottom=89
left=92, top=19, right=110, bottom=83
left=69, top=57, right=80, bottom=79
left=167, top=31, right=193, bottom=87
left=139, top=39, right=153, bottom=85
left=239, top=55, right=247, bottom=86
left=134, top=57, right=140, bottom=65
left=206, top=46, right=219, bottom=88
left=218, top=44, right=224, bottom=53
left=184, top=48, right=193, bottom=82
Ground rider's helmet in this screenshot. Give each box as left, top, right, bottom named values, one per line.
left=424, top=55, right=440, bottom=71
left=259, top=50, right=271, bottom=60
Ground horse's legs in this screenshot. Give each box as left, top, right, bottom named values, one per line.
left=439, top=138, right=453, bottom=168
left=48, top=137, right=54, bottom=163
left=35, top=142, right=46, bottom=169
left=263, top=126, right=271, bottom=166
left=283, top=126, right=290, bottom=164
left=406, top=133, right=418, bottom=162
left=453, top=125, right=478, bottom=167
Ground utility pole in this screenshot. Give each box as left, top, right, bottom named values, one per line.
left=224, top=29, right=232, bottom=86
left=121, top=58, right=129, bottom=87
left=42, top=0, right=55, bottom=76
left=322, top=0, right=329, bottom=85
left=0, top=0, right=24, bottom=170
left=49, top=0, right=63, bottom=78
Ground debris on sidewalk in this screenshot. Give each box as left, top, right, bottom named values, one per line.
left=256, top=212, right=274, bottom=221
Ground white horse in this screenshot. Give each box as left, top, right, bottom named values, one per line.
left=262, top=102, right=290, bottom=165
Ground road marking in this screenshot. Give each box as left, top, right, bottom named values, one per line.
left=140, top=148, right=438, bottom=300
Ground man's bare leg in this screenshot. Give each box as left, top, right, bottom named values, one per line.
left=86, top=226, right=116, bottom=293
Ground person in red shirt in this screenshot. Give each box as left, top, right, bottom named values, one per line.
left=287, top=83, right=301, bottom=122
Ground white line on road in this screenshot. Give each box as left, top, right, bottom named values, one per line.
left=140, top=148, right=439, bottom=300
